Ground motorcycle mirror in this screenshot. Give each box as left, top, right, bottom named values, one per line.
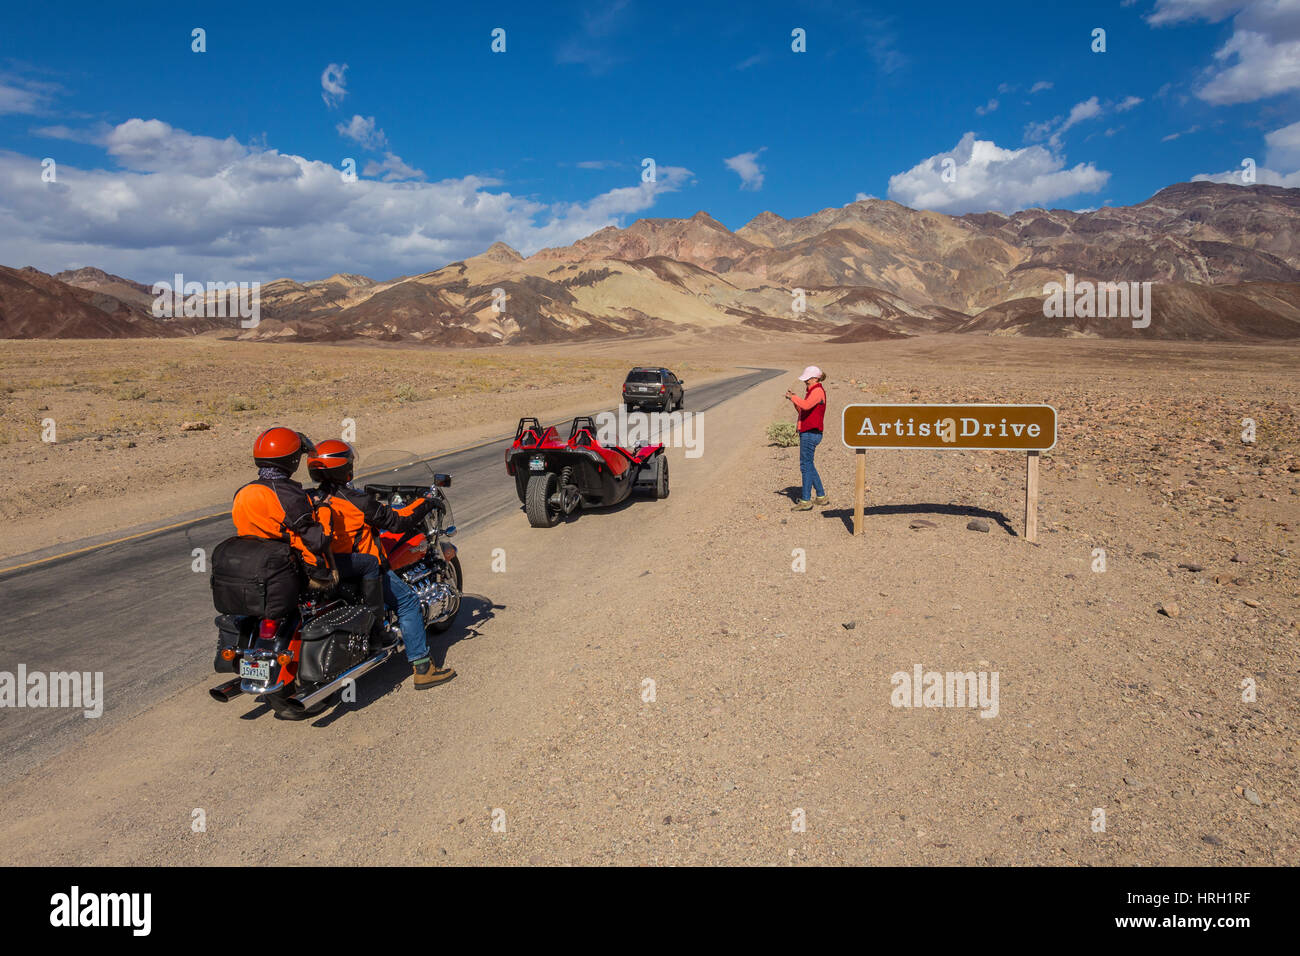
left=434, top=473, right=452, bottom=488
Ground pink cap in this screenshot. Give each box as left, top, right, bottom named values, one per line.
left=798, top=365, right=824, bottom=381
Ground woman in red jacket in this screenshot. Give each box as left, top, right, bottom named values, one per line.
left=785, top=366, right=829, bottom=511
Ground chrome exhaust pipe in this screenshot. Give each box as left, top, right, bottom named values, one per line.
left=286, top=645, right=396, bottom=711
left=209, top=677, right=244, bottom=703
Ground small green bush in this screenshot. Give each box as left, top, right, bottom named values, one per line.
left=394, top=383, right=418, bottom=403
left=766, top=421, right=798, bottom=447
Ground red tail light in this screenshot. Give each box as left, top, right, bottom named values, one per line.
left=259, top=619, right=279, bottom=640
left=659, top=385, right=665, bottom=393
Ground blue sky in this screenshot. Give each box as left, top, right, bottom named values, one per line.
left=0, top=0, right=1296, bottom=281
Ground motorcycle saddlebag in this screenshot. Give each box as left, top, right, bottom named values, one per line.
left=296, top=605, right=375, bottom=685
left=210, top=535, right=301, bottom=619
left=213, top=614, right=256, bottom=673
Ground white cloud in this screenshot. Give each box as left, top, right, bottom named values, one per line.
left=724, top=148, right=767, bottom=191
left=1024, top=96, right=1106, bottom=149
left=1192, top=118, right=1300, bottom=186
left=321, top=63, right=348, bottom=108
left=975, top=98, right=999, bottom=115
left=105, top=118, right=247, bottom=175
left=557, top=0, right=630, bottom=74
left=575, top=160, right=619, bottom=169
left=1146, top=0, right=1248, bottom=27
left=1059, top=97, right=1102, bottom=134
left=1191, top=165, right=1300, bottom=187
left=1116, top=95, right=1144, bottom=111
left=1265, top=119, right=1300, bottom=169
left=1199, top=29, right=1300, bottom=103
left=1147, top=1, right=1300, bottom=104
left=0, top=75, right=58, bottom=115
left=336, top=115, right=387, bottom=151
left=1029, top=80, right=1053, bottom=93
left=0, top=119, right=695, bottom=282
left=887, top=132, right=1109, bottom=214
left=362, top=152, right=424, bottom=181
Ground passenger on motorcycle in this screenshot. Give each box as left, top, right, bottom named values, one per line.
left=307, top=439, right=456, bottom=690
left=232, top=426, right=336, bottom=589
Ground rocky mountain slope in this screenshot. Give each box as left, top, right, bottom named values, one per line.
left=4, top=182, right=1298, bottom=342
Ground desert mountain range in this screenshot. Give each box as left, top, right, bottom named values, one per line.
left=3, top=181, right=1299, bottom=342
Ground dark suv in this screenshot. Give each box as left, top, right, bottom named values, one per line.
left=621, top=367, right=684, bottom=412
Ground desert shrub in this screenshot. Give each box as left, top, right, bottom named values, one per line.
left=112, top=385, right=148, bottom=401
left=766, top=421, right=798, bottom=447
left=394, top=383, right=419, bottom=403
left=228, top=395, right=257, bottom=412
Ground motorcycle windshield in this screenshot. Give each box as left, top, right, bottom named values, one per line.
left=360, top=450, right=454, bottom=531
left=361, top=449, right=436, bottom=486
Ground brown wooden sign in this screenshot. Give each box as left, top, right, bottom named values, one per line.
left=841, top=404, right=1057, bottom=542
left=842, top=404, right=1056, bottom=451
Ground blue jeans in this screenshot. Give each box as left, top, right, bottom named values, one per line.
left=334, top=553, right=428, bottom=663
left=383, top=569, right=428, bottom=664
left=799, top=430, right=825, bottom=500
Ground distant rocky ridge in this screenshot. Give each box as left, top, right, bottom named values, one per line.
left=3, top=181, right=1299, bottom=342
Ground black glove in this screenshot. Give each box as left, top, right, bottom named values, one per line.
left=413, top=496, right=443, bottom=520
left=305, top=560, right=339, bottom=591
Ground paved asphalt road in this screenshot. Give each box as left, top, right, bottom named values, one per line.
left=0, top=367, right=783, bottom=783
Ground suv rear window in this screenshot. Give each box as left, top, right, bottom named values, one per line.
left=626, top=370, right=661, bottom=383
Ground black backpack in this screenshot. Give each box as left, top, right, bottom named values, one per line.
left=210, top=535, right=301, bottom=619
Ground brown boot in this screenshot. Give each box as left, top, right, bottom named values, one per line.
left=412, top=657, right=456, bottom=690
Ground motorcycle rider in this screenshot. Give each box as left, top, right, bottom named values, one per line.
left=232, top=426, right=336, bottom=589
left=307, top=439, right=456, bottom=690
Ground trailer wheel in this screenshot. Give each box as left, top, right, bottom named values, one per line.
left=655, top=457, right=670, bottom=499
left=526, top=473, right=561, bottom=527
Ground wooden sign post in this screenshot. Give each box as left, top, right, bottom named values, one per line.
left=842, top=404, right=1057, bottom=542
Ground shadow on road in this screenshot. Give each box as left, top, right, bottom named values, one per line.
left=306, top=593, right=502, bottom=727
left=227, top=593, right=503, bottom=726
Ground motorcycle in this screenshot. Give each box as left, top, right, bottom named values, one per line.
left=209, top=451, right=463, bottom=720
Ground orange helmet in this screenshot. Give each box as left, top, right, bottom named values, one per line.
left=308, top=439, right=356, bottom=484
left=253, top=426, right=311, bottom=473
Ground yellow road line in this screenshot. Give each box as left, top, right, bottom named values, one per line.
left=0, top=512, right=230, bottom=574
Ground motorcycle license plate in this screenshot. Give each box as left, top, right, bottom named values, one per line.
left=239, top=660, right=270, bottom=681
left=529, top=455, right=546, bottom=471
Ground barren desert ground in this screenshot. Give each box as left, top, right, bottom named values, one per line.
left=0, top=332, right=1296, bottom=864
